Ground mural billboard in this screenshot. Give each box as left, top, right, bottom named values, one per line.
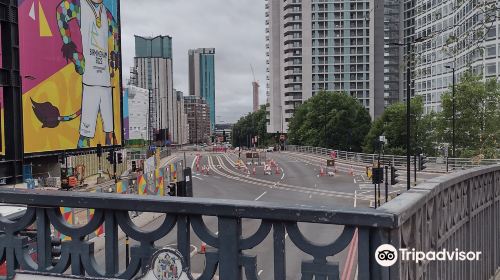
left=19, top=0, right=122, bottom=154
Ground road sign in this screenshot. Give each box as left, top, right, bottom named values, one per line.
left=327, top=160, right=335, bottom=167
left=280, top=134, right=286, bottom=141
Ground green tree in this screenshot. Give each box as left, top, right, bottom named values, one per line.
left=287, top=91, right=371, bottom=151
left=363, top=96, right=436, bottom=155
left=232, top=106, right=273, bottom=148
left=436, top=72, right=500, bottom=158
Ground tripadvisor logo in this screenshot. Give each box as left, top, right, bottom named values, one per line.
left=375, top=244, right=482, bottom=267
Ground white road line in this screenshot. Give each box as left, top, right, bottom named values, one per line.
left=354, top=190, right=357, bottom=208
left=354, top=178, right=357, bottom=184
left=191, top=156, right=198, bottom=170
left=285, top=233, right=289, bottom=239
left=190, top=245, right=198, bottom=257
left=192, top=176, right=204, bottom=181
left=258, top=270, right=264, bottom=276
left=255, top=191, right=267, bottom=201
left=280, top=169, right=285, bottom=180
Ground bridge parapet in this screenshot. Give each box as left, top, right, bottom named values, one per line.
left=0, top=165, right=498, bottom=279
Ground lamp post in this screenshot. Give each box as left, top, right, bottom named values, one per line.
left=390, top=36, right=430, bottom=190
left=444, top=65, right=456, bottom=158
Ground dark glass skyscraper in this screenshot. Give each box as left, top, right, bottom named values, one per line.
left=189, top=48, right=216, bottom=133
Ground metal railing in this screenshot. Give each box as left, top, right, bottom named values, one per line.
left=0, top=166, right=499, bottom=279
left=286, top=145, right=500, bottom=172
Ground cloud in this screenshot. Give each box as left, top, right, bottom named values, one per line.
left=121, top=0, right=266, bottom=123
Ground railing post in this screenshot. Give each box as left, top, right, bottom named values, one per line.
left=104, top=210, right=118, bottom=277
left=357, top=227, right=371, bottom=280
left=218, top=217, right=242, bottom=279
left=177, top=215, right=191, bottom=270
left=273, top=223, right=286, bottom=280
left=36, top=208, right=51, bottom=272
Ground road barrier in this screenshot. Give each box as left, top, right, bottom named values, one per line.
left=286, top=145, right=500, bottom=173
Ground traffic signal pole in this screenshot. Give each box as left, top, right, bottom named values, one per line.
left=406, top=41, right=411, bottom=191
left=385, top=166, right=389, bottom=203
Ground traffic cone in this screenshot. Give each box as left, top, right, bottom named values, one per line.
left=200, top=242, right=207, bottom=254
left=253, top=167, right=256, bottom=175
left=206, top=167, right=210, bottom=175
left=247, top=168, right=251, bottom=176
left=349, top=166, right=354, bottom=176
left=275, top=166, right=280, bottom=175
left=196, top=163, right=200, bottom=172
left=320, top=166, right=325, bottom=177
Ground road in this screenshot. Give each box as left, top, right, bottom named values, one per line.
left=94, top=149, right=439, bottom=279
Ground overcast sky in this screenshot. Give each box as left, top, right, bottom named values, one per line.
left=121, top=0, right=267, bottom=124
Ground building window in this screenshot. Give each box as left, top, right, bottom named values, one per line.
left=486, top=45, right=497, bottom=58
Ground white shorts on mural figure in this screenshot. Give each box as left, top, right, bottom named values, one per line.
left=79, top=85, right=114, bottom=138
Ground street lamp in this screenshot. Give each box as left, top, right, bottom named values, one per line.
left=444, top=65, right=456, bottom=158
left=390, top=36, right=430, bottom=190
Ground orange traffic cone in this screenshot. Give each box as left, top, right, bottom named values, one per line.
left=275, top=166, right=280, bottom=175
left=320, top=166, right=324, bottom=176
left=349, top=166, right=354, bottom=176
left=196, top=164, right=200, bottom=172
left=200, top=242, right=207, bottom=254
left=253, top=167, right=256, bottom=175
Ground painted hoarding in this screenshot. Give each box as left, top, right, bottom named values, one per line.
left=19, top=0, right=122, bottom=154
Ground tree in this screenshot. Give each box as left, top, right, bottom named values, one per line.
left=363, top=96, right=436, bottom=156
left=436, top=72, right=500, bottom=158
left=287, top=91, right=371, bottom=151
left=232, top=106, right=273, bottom=148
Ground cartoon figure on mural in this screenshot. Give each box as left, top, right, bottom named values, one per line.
left=30, top=0, right=120, bottom=148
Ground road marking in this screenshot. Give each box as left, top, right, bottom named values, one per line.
left=280, top=168, right=285, bottom=180
left=255, top=191, right=267, bottom=201
left=354, top=190, right=357, bottom=208
left=285, top=233, right=289, bottom=239
left=341, top=229, right=359, bottom=280
left=191, top=156, right=198, bottom=170
left=192, top=176, right=204, bottom=181
left=353, top=178, right=357, bottom=184
left=258, top=270, right=263, bottom=276
left=190, top=245, right=198, bottom=257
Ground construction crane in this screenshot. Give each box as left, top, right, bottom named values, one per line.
left=251, top=65, right=260, bottom=112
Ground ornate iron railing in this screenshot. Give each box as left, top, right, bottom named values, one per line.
left=0, top=165, right=499, bottom=279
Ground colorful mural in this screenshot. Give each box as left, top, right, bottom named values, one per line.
left=19, top=0, right=122, bottom=153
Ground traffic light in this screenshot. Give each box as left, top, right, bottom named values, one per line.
left=419, top=154, right=427, bottom=171
left=58, top=155, right=66, bottom=165
left=51, top=237, right=62, bottom=265
left=372, top=167, right=384, bottom=184
left=223, top=131, right=227, bottom=142
left=391, top=166, right=399, bottom=185
left=168, top=183, right=177, bottom=196
left=106, top=152, right=115, bottom=164
left=96, top=144, right=102, bottom=158
left=116, top=152, right=123, bottom=164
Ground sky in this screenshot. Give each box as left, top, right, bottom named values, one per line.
left=121, top=0, right=267, bottom=124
